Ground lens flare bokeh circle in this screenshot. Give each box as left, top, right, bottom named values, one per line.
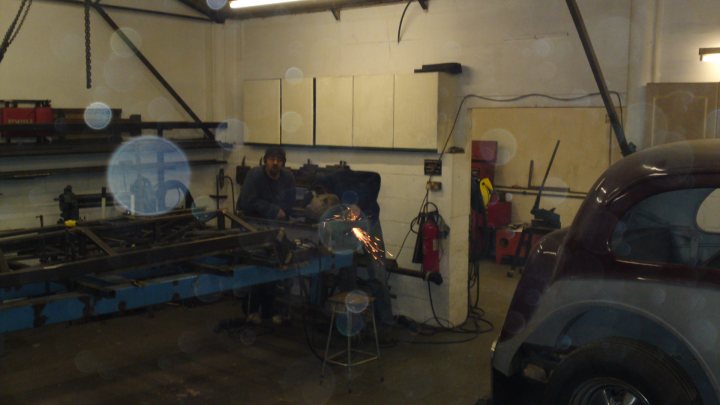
left=84, top=102, right=112, bottom=130
left=107, top=136, right=191, bottom=216
left=345, top=289, right=370, bottom=314
left=335, top=313, right=365, bottom=337
left=206, top=0, right=227, bottom=10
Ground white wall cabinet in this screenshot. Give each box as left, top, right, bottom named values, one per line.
left=316, top=76, right=353, bottom=147
left=394, top=72, right=456, bottom=151
left=243, top=73, right=455, bottom=149
left=281, top=77, right=314, bottom=145
left=352, top=75, right=394, bottom=148
left=243, top=79, right=280, bottom=144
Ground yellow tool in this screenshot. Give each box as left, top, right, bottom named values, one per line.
left=479, top=178, right=494, bottom=208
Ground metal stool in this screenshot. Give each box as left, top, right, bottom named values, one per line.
left=321, top=291, right=382, bottom=392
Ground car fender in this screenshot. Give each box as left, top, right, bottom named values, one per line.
left=493, top=280, right=720, bottom=404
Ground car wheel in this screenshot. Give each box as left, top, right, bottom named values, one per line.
left=543, top=337, right=701, bottom=405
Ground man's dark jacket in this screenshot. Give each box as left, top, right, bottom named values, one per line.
left=237, top=166, right=296, bottom=219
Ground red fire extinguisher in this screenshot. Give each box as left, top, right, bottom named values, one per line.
left=422, top=216, right=440, bottom=273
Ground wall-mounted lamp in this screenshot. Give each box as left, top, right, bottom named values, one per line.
left=699, top=47, right=720, bottom=62
left=229, top=0, right=302, bottom=8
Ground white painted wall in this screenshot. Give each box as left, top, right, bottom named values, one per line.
left=4, top=0, right=720, bottom=323
left=652, top=1, right=720, bottom=83
left=0, top=0, right=220, bottom=229
left=0, top=0, right=212, bottom=119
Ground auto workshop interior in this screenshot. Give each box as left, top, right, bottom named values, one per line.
left=2, top=0, right=720, bottom=404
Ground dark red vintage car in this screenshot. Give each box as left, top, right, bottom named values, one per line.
left=491, top=140, right=720, bottom=405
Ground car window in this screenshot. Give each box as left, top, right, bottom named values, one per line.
left=611, top=188, right=720, bottom=268
left=697, top=189, right=720, bottom=233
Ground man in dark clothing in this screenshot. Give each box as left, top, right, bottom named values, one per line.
left=237, top=147, right=296, bottom=220
left=237, top=147, right=296, bottom=325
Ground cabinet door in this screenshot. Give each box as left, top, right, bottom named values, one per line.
left=644, top=82, right=719, bottom=147
left=281, top=77, right=314, bottom=145
left=316, top=76, right=353, bottom=147
left=394, top=73, right=438, bottom=150
left=243, top=79, right=280, bottom=144
left=353, top=75, right=394, bottom=148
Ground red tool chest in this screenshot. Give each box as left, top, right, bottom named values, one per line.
left=471, top=140, right=498, bottom=182
left=0, top=99, right=53, bottom=140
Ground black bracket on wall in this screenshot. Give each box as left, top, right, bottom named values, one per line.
left=418, top=0, right=429, bottom=11
left=330, top=8, right=341, bottom=20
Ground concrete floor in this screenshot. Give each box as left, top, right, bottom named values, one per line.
left=0, top=260, right=518, bottom=405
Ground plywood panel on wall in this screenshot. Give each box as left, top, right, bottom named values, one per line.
left=243, top=80, right=280, bottom=144
left=353, top=75, right=393, bottom=148
left=281, top=77, right=314, bottom=145
left=472, top=107, right=622, bottom=225
left=644, top=82, right=719, bottom=147
left=316, top=76, right=353, bottom=147
left=394, top=73, right=438, bottom=149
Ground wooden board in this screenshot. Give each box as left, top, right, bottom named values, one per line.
left=644, top=82, right=719, bottom=146
left=471, top=107, right=623, bottom=225
left=243, top=80, right=280, bottom=144
left=353, top=75, right=394, bottom=148
left=316, top=76, right=353, bottom=147
left=281, top=77, right=314, bottom=145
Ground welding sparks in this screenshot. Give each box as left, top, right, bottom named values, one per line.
left=320, top=204, right=392, bottom=260
left=351, top=227, right=393, bottom=261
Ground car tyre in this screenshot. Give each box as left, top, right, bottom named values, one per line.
left=543, top=337, right=701, bottom=405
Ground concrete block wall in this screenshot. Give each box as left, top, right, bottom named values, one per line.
left=224, top=0, right=633, bottom=324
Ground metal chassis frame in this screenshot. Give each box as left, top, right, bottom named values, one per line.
left=0, top=208, right=352, bottom=335
left=0, top=253, right=351, bottom=334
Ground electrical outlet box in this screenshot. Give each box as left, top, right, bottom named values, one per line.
left=427, top=181, right=442, bottom=191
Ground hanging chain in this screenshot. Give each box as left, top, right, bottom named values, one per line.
left=8, top=0, right=32, bottom=45
left=84, top=0, right=92, bottom=89
left=0, top=0, right=32, bottom=64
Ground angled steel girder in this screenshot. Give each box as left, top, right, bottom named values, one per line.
left=565, top=0, right=634, bottom=156
left=90, top=3, right=215, bottom=140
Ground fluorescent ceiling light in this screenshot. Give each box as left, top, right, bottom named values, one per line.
left=229, top=0, right=303, bottom=8
left=699, top=47, right=720, bottom=62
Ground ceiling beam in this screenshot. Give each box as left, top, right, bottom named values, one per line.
left=176, top=0, right=225, bottom=23
left=37, top=0, right=217, bottom=23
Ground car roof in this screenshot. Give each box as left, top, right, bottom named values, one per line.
left=591, top=139, right=720, bottom=206
left=565, top=140, right=720, bottom=251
